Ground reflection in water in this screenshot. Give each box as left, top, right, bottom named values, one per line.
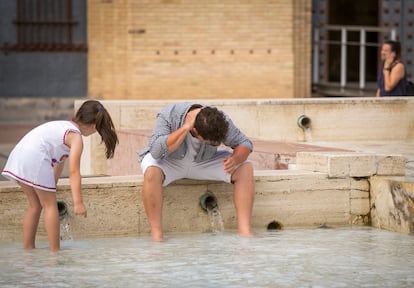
left=1, top=228, right=414, bottom=287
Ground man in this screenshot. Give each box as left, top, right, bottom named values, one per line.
left=138, top=102, right=254, bottom=241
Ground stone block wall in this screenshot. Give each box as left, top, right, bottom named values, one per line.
left=88, top=0, right=311, bottom=100
left=0, top=170, right=371, bottom=242
left=370, top=177, right=414, bottom=234
left=1, top=147, right=409, bottom=242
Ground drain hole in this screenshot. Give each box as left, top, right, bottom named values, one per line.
left=267, top=220, right=283, bottom=230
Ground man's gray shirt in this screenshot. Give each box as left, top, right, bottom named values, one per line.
left=137, top=102, right=253, bottom=163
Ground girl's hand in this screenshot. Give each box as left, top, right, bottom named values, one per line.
left=74, top=202, right=87, bottom=217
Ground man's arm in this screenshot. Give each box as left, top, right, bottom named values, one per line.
left=231, top=145, right=251, bottom=164
left=166, top=108, right=200, bottom=152
left=148, top=106, right=200, bottom=159
left=222, top=145, right=252, bottom=174
left=221, top=115, right=253, bottom=174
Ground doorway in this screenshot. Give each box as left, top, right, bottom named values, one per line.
left=327, top=0, right=379, bottom=83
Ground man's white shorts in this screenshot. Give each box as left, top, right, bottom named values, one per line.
left=141, top=150, right=234, bottom=186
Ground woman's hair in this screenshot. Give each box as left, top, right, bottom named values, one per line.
left=385, top=40, right=402, bottom=60
left=194, top=106, right=228, bottom=145
left=73, top=100, right=118, bottom=159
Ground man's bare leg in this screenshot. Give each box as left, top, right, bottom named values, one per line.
left=141, top=166, right=165, bottom=241
left=231, top=162, right=254, bottom=236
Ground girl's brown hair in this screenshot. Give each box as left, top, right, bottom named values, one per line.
left=73, top=100, right=118, bottom=158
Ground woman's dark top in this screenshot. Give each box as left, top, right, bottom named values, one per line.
left=377, top=62, right=407, bottom=96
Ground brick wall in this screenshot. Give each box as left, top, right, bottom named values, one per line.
left=88, top=0, right=312, bottom=100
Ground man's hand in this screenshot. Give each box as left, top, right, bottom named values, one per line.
left=222, top=157, right=237, bottom=174
left=183, top=108, right=200, bottom=131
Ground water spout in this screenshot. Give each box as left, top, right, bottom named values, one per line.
left=297, top=115, right=312, bottom=142
left=200, top=193, right=218, bottom=211
left=199, top=192, right=224, bottom=233
left=297, top=115, right=311, bottom=129
left=57, top=200, right=68, bottom=221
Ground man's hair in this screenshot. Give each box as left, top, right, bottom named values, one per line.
left=194, top=107, right=228, bottom=145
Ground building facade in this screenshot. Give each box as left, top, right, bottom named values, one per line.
left=1, top=1, right=412, bottom=101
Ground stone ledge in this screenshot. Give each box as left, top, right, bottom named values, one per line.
left=0, top=170, right=370, bottom=242
left=296, top=152, right=405, bottom=178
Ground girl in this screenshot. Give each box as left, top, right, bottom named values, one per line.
left=1, top=100, right=118, bottom=251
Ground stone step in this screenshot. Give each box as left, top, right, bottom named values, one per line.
left=296, top=151, right=406, bottom=177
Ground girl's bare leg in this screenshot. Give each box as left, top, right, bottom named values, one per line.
left=35, top=188, right=60, bottom=252
left=19, top=183, right=42, bottom=250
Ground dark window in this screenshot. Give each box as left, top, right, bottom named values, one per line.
left=4, top=0, right=87, bottom=52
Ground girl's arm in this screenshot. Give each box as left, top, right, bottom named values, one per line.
left=66, top=131, right=87, bottom=217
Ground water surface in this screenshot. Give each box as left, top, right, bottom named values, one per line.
left=1, top=227, right=413, bottom=288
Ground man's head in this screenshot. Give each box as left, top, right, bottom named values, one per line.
left=193, top=107, right=228, bottom=146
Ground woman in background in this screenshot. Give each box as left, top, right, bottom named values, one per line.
left=376, top=40, right=407, bottom=96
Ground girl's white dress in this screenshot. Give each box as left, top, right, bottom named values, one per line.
left=1, top=121, right=81, bottom=192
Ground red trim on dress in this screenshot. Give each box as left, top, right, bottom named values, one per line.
left=1, top=170, right=56, bottom=192
left=63, top=128, right=81, bottom=148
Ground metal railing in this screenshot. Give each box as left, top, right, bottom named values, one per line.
left=1, top=0, right=87, bottom=53
left=313, top=25, right=397, bottom=90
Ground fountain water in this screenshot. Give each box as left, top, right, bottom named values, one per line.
left=57, top=200, right=73, bottom=241
left=199, top=192, right=224, bottom=233
left=1, top=228, right=414, bottom=287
